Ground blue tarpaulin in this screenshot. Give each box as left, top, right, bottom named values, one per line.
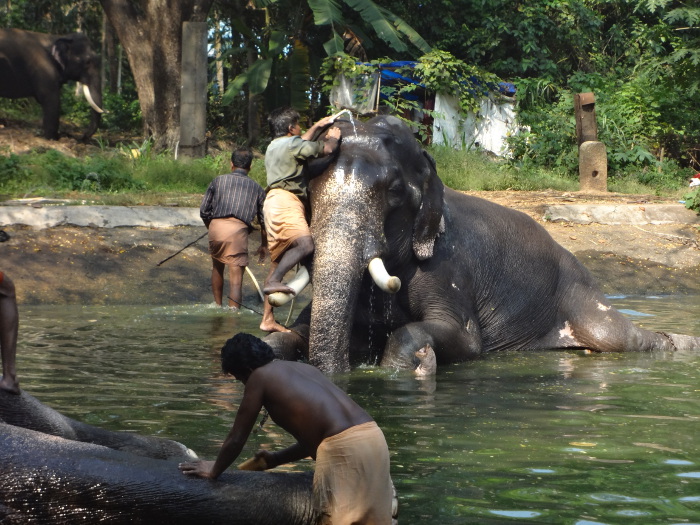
left=373, top=61, right=515, bottom=100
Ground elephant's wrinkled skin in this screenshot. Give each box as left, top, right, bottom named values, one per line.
left=0, top=29, right=103, bottom=140
left=265, top=115, right=700, bottom=374
left=0, top=390, right=318, bottom=524
left=0, top=389, right=196, bottom=460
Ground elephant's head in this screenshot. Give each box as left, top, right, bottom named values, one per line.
left=51, top=33, right=104, bottom=140
left=307, top=115, right=444, bottom=373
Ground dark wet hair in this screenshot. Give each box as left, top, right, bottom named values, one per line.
left=268, top=107, right=300, bottom=138
left=231, top=147, right=253, bottom=170
left=221, top=333, right=275, bottom=378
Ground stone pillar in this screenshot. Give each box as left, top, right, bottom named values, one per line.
left=575, top=92, right=607, bottom=192
left=574, top=92, right=598, bottom=146
left=179, top=22, right=208, bottom=158
left=579, top=140, right=608, bottom=192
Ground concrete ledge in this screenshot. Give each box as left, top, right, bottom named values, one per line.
left=0, top=205, right=201, bottom=229
left=544, top=203, right=700, bottom=225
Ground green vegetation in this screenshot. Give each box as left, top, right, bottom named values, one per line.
left=0, top=141, right=690, bottom=208
left=1, top=0, right=699, bottom=212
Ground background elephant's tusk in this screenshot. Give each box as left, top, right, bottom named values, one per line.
left=82, top=83, right=105, bottom=114
left=268, top=266, right=310, bottom=307
left=368, top=258, right=401, bottom=293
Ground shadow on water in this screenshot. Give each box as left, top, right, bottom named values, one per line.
left=14, top=295, right=700, bottom=524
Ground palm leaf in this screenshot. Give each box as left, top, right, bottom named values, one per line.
left=222, top=58, right=273, bottom=104
left=379, top=6, right=432, bottom=54
left=323, top=30, right=346, bottom=56
left=247, top=58, right=273, bottom=95
left=269, top=30, right=288, bottom=56
left=344, top=0, right=407, bottom=52
left=307, top=0, right=345, bottom=26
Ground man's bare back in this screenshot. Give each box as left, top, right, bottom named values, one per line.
left=250, top=360, right=372, bottom=456
left=179, top=336, right=372, bottom=480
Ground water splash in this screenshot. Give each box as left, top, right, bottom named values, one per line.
left=331, top=108, right=357, bottom=135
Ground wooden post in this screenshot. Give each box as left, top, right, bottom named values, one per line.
left=179, top=22, right=208, bottom=158
left=575, top=92, right=607, bottom=192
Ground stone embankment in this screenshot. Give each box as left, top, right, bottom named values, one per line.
left=1, top=192, right=699, bottom=305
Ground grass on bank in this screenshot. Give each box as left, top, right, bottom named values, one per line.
left=0, top=142, right=696, bottom=207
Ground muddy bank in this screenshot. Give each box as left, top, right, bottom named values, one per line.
left=1, top=197, right=699, bottom=306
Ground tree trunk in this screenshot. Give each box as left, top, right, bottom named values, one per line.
left=103, top=14, right=119, bottom=94
left=246, top=45, right=261, bottom=145
left=213, top=15, right=225, bottom=99
left=99, top=0, right=214, bottom=149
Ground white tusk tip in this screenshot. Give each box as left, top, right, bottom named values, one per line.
left=386, top=277, right=401, bottom=293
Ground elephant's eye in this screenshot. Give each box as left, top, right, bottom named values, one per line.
left=387, top=179, right=405, bottom=207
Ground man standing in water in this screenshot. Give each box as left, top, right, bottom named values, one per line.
left=200, top=147, right=267, bottom=311
left=0, top=271, right=20, bottom=394
left=179, top=333, right=394, bottom=525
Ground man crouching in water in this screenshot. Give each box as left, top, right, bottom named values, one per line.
left=179, top=333, right=394, bottom=524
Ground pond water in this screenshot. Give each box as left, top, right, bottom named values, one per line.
left=14, top=295, right=700, bottom=524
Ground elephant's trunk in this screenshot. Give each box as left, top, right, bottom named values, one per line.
left=308, top=229, right=364, bottom=373
left=309, top=167, right=384, bottom=373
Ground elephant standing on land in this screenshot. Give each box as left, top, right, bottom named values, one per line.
left=0, top=390, right=318, bottom=524
left=264, top=115, right=700, bottom=374
left=0, top=28, right=104, bottom=140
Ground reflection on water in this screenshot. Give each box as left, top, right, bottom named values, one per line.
left=13, top=296, right=700, bottom=524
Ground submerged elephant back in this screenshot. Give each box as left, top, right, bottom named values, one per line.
left=0, top=390, right=195, bottom=461
left=0, top=423, right=318, bottom=525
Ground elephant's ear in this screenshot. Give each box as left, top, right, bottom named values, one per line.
left=413, top=151, right=445, bottom=260
left=51, top=37, right=73, bottom=71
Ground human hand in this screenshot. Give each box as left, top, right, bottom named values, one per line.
left=178, top=460, right=217, bottom=479
left=255, top=245, right=268, bottom=264
left=325, top=126, right=341, bottom=141
left=315, top=115, right=334, bottom=128
left=255, top=449, right=277, bottom=469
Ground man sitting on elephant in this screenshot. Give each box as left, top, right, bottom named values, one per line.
left=178, top=333, right=394, bottom=525
left=259, top=108, right=341, bottom=332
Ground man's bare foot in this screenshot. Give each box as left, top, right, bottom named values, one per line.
left=0, top=376, right=20, bottom=395
left=259, top=320, right=291, bottom=333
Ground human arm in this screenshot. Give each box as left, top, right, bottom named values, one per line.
left=199, top=183, right=215, bottom=225
left=300, top=115, right=334, bottom=141
left=254, top=226, right=269, bottom=264
left=254, top=190, right=268, bottom=263
left=179, top=380, right=263, bottom=479
left=255, top=442, right=310, bottom=470
left=321, top=126, right=341, bottom=156
left=299, top=115, right=341, bottom=156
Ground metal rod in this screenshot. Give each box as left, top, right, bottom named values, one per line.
left=156, top=232, right=208, bottom=267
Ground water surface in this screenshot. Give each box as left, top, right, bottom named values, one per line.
left=15, top=296, right=700, bottom=524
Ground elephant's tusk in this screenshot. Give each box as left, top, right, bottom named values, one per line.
left=82, top=83, right=105, bottom=114
left=268, top=266, right=310, bottom=307
left=368, top=258, right=401, bottom=294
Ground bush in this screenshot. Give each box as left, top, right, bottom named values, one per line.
left=684, top=188, right=700, bottom=214
left=508, top=72, right=697, bottom=195
left=19, top=149, right=145, bottom=192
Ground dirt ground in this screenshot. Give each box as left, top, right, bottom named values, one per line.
left=2, top=122, right=700, bottom=305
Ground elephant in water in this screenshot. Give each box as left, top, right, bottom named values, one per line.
left=264, top=115, right=700, bottom=374
left=0, top=390, right=318, bottom=524
left=0, top=28, right=104, bottom=140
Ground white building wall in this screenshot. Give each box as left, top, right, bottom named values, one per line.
left=432, top=93, right=520, bottom=156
